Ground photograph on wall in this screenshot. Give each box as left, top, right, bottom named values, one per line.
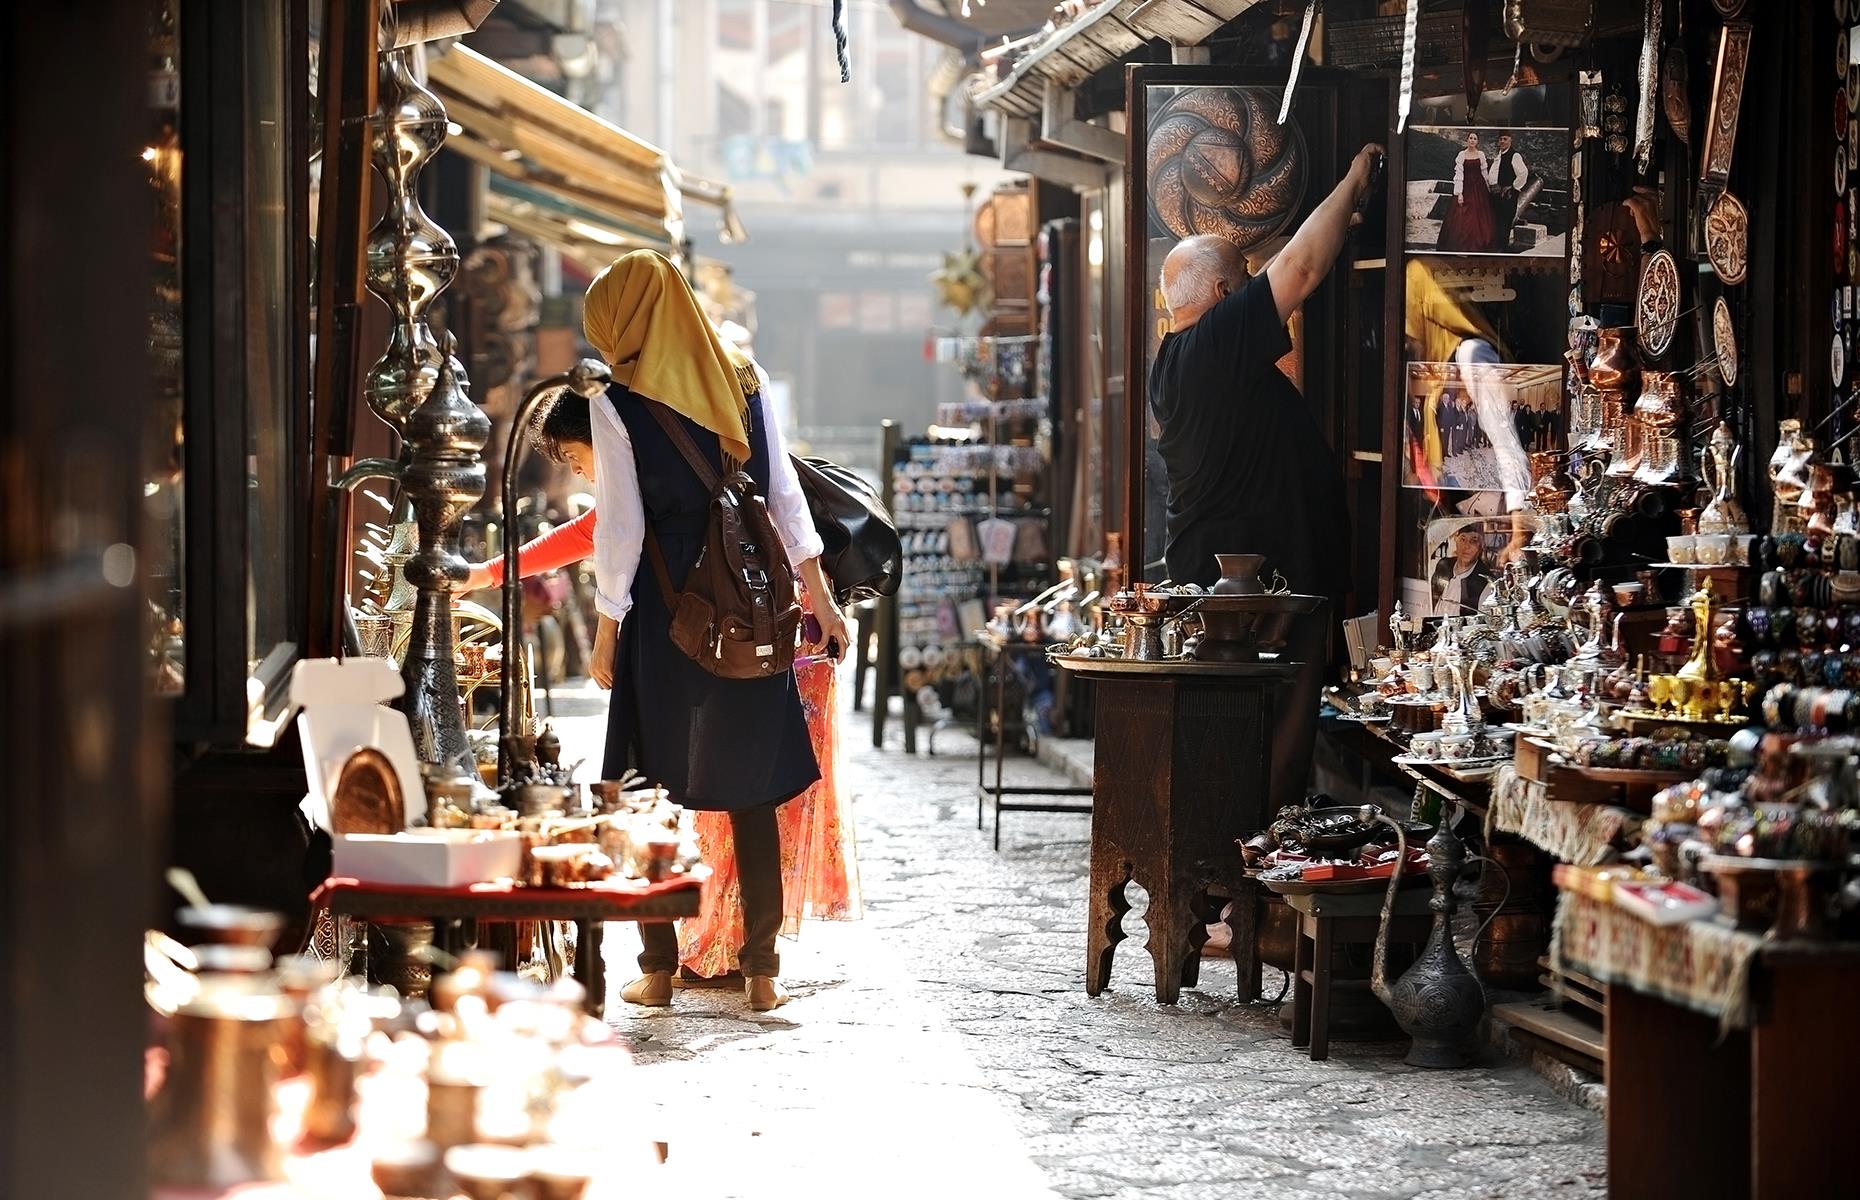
left=1402, top=361, right=1563, bottom=494
left=1403, top=85, right=1571, bottom=258
left=1417, top=513, right=1535, bottom=618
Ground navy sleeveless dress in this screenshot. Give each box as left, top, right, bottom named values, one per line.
left=599, top=383, right=821, bottom=812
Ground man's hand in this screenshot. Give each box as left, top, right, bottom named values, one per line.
left=591, top=614, right=618, bottom=689
left=1267, top=142, right=1385, bottom=323
left=1348, top=143, right=1385, bottom=209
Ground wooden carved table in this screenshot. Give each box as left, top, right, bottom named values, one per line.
left=311, top=874, right=705, bottom=1016
left=1060, top=656, right=1296, bottom=1004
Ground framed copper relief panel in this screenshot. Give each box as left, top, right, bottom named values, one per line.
left=1699, top=22, right=1753, bottom=188
left=1123, top=65, right=1334, bottom=580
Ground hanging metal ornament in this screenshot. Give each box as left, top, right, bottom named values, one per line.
left=1278, top=0, right=1320, bottom=126
left=1705, top=191, right=1748, bottom=285
left=1461, top=0, right=1490, bottom=117
left=1662, top=44, right=1690, bottom=143
left=1714, top=297, right=1738, bottom=387
left=1578, top=70, right=1603, bottom=142
left=1700, top=22, right=1752, bottom=187
left=1634, top=0, right=1662, bottom=175
left=1604, top=84, right=1630, bottom=156
left=1397, top=0, right=1420, bottom=134
left=1637, top=249, right=1681, bottom=358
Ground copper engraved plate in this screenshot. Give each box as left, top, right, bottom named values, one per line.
left=1637, top=249, right=1681, bottom=359
left=1705, top=191, right=1748, bottom=285
left=331, top=747, right=405, bottom=834
left=1662, top=45, right=1690, bottom=144
left=1148, top=86, right=1308, bottom=252
left=1714, top=297, right=1737, bottom=387
left=1700, top=22, right=1752, bottom=187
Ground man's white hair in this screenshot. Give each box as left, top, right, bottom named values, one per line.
left=1159, top=237, right=1244, bottom=312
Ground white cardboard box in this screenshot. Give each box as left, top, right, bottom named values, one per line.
left=333, top=830, right=523, bottom=888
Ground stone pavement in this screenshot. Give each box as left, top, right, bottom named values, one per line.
left=544, top=680, right=1606, bottom=1200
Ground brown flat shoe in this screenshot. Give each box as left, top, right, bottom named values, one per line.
left=673, top=967, right=744, bottom=990
left=620, top=971, right=673, bottom=1007
left=744, top=975, right=789, bottom=1012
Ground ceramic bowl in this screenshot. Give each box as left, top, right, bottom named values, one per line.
left=1665, top=535, right=1696, bottom=564
left=1695, top=534, right=1731, bottom=565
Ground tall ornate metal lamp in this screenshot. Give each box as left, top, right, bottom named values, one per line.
left=362, top=38, right=489, bottom=769
left=498, top=360, right=612, bottom=787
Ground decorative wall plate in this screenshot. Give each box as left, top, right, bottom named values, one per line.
left=1714, top=297, right=1737, bottom=387
left=1147, top=86, right=1308, bottom=252
left=1637, top=249, right=1681, bottom=359
left=331, top=747, right=405, bottom=835
left=1710, top=0, right=1743, bottom=15
left=1705, top=191, right=1748, bottom=285
left=1700, top=22, right=1753, bottom=187
left=1662, top=45, right=1690, bottom=143
left=1836, top=332, right=1848, bottom=388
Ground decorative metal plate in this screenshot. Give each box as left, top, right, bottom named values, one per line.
left=1710, top=0, right=1743, bottom=15
left=1836, top=332, right=1848, bottom=388
left=331, top=747, right=405, bottom=834
left=1714, top=297, right=1738, bottom=387
left=1705, top=191, right=1748, bottom=285
left=1147, top=86, right=1308, bottom=252
left=1637, top=249, right=1682, bottom=359
left=1700, top=22, right=1753, bottom=187
left=1662, top=45, right=1690, bottom=143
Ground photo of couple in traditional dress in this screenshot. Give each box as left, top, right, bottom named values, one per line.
left=1405, top=125, right=1570, bottom=257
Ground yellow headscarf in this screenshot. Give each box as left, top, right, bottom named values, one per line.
left=583, top=250, right=761, bottom=465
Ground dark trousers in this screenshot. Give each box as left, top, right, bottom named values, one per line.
left=637, top=801, right=784, bottom=977
left=1271, top=601, right=1332, bottom=814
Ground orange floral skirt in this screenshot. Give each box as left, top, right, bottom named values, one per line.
left=676, top=657, right=862, bottom=977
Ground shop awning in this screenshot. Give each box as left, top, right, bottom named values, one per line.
left=428, top=44, right=685, bottom=251
left=972, top=0, right=1263, bottom=119
left=483, top=178, right=678, bottom=274
left=674, top=169, right=748, bottom=246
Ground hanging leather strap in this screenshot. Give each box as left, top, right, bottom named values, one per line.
left=640, top=400, right=722, bottom=608
left=644, top=400, right=723, bottom=491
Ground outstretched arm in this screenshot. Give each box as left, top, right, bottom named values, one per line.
left=1265, top=143, right=1383, bottom=323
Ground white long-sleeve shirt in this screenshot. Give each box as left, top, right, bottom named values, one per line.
left=589, top=370, right=824, bottom=621
left=1484, top=149, right=1529, bottom=191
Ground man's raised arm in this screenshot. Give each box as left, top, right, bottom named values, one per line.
left=1264, top=143, right=1384, bottom=324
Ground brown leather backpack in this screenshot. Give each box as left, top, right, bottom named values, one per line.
left=641, top=400, right=801, bottom=679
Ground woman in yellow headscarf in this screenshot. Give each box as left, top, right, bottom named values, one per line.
left=538, top=249, right=848, bottom=1013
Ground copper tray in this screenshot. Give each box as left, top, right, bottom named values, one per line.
left=330, top=747, right=405, bottom=834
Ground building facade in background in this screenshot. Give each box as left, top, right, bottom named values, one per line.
left=595, top=0, right=1005, bottom=462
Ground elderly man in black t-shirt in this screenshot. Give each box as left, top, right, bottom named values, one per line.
left=1149, top=142, right=1380, bottom=813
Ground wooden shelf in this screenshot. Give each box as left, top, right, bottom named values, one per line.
left=1494, top=997, right=1605, bottom=1075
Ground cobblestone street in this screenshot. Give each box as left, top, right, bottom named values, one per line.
left=551, top=682, right=1606, bottom=1199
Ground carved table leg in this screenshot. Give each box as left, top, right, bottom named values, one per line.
left=1145, top=880, right=1200, bottom=1006
left=1086, top=844, right=1131, bottom=997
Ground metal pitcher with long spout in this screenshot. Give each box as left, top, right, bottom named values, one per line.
left=1362, top=807, right=1486, bottom=1068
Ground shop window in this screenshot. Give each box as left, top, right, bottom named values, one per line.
left=169, top=0, right=310, bottom=743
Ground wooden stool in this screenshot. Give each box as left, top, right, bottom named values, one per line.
left=1284, top=886, right=1432, bottom=1061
